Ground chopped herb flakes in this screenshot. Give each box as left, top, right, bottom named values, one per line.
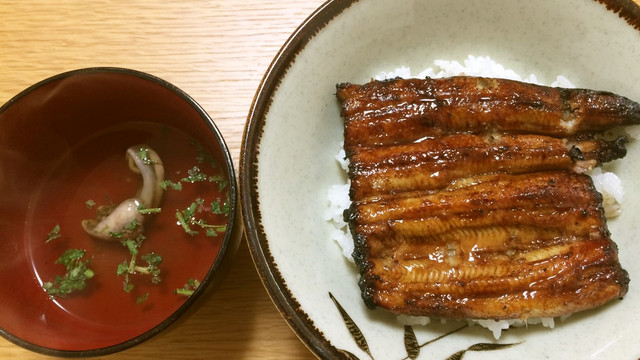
left=137, top=204, right=161, bottom=215
left=211, top=199, right=229, bottom=215
left=46, top=224, right=62, bottom=243
left=181, top=166, right=209, bottom=183
left=116, top=230, right=163, bottom=293
left=41, top=138, right=228, bottom=304
left=158, top=141, right=230, bottom=236
left=43, top=249, right=94, bottom=297
left=175, top=278, right=201, bottom=297
left=137, top=147, right=156, bottom=165
left=159, top=179, right=183, bottom=191
left=136, top=293, right=150, bottom=304
left=176, top=198, right=227, bottom=237
left=191, top=139, right=216, bottom=167
left=209, top=174, right=229, bottom=191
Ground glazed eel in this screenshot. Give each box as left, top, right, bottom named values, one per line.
left=337, top=76, right=632, bottom=320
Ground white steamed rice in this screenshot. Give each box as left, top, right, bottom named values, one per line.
left=325, top=55, right=632, bottom=339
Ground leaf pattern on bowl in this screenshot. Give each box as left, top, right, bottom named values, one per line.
left=329, top=292, right=522, bottom=360
left=403, top=326, right=420, bottom=359
left=444, top=342, right=522, bottom=360
left=329, top=292, right=374, bottom=359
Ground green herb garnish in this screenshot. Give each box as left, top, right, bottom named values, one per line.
left=174, top=278, right=201, bottom=297
left=116, top=230, right=163, bottom=294
left=46, top=224, right=62, bottom=243
left=181, top=166, right=209, bottom=183
left=140, top=253, right=163, bottom=284
left=208, top=174, right=229, bottom=191
left=106, top=218, right=142, bottom=242
left=43, top=249, right=94, bottom=297
left=195, top=219, right=227, bottom=237
left=136, top=293, right=150, bottom=304
left=190, top=139, right=216, bottom=167
left=211, top=199, right=229, bottom=216
left=136, top=147, right=156, bottom=165
left=176, top=200, right=200, bottom=235
left=43, top=142, right=230, bottom=305
left=124, top=219, right=138, bottom=231
left=137, top=204, right=162, bottom=215
left=175, top=198, right=226, bottom=237
left=159, top=179, right=183, bottom=191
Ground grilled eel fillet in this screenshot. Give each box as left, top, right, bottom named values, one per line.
left=337, top=76, right=632, bottom=320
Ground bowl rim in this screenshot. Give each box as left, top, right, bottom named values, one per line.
left=0, top=67, right=242, bottom=357
left=240, top=1, right=355, bottom=358
left=239, top=0, right=640, bottom=359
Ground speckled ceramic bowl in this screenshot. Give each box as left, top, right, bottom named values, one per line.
left=241, top=1, right=640, bottom=359
left=0, top=68, right=242, bottom=356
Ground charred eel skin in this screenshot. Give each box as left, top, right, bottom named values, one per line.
left=337, top=76, right=640, bottom=152
left=348, top=132, right=626, bottom=200
left=338, top=76, right=633, bottom=321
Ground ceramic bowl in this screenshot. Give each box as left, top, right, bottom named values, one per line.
left=241, top=0, right=640, bottom=359
left=0, top=68, right=242, bottom=356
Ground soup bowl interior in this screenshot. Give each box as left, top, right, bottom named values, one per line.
left=0, top=68, right=241, bottom=356
left=242, top=0, right=640, bottom=359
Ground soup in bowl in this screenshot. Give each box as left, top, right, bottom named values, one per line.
left=0, top=68, right=241, bottom=356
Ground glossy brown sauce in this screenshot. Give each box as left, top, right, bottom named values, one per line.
left=339, top=76, right=631, bottom=320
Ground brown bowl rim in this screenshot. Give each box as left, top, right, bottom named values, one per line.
left=239, top=0, right=640, bottom=359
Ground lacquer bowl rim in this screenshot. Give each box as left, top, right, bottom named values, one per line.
left=0, top=67, right=243, bottom=357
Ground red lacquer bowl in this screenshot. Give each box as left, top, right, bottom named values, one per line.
left=0, top=68, right=241, bottom=356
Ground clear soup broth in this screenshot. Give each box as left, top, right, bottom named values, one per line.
left=24, top=122, right=228, bottom=348
left=0, top=69, right=237, bottom=354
